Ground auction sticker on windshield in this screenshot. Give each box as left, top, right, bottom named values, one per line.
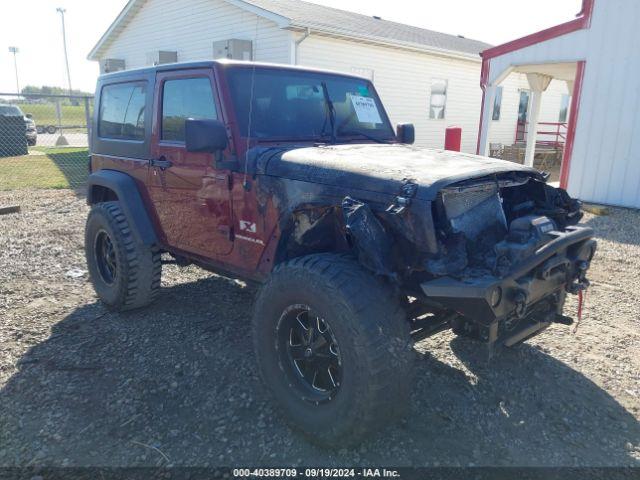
left=350, top=95, right=383, bottom=124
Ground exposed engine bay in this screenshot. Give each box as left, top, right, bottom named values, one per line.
left=428, top=174, right=585, bottom=278
left=342, top=173, right=596, bottom=351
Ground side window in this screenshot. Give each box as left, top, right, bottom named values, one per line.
left=559, top=94, right=570, bottom=122
left=492, top=86, right=503, bottom=121
left=429, top=78, right=448, bottom=119
left=99, top=82, right=146, bottom=140
left=161, top=77, right=217, bottom=142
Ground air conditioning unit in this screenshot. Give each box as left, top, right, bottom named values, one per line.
left=147, top=50, right=178, bottom=66
left=213, top=39, right=253, bottom=61
left=101, top=58, right=126, bottom=74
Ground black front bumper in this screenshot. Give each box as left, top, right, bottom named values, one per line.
left=420, top=226, right=596, bottom=343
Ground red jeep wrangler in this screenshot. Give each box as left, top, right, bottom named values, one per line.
left=85, top=60, right=595, bottom=445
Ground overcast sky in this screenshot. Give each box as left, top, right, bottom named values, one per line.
left=0, top=0, right=582, bottom=94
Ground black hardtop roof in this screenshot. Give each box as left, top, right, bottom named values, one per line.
left=98, top=59, right=370, bottom=82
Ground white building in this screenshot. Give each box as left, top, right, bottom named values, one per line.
left=478, top=0, right=640, bottom=208
left=87, top=0, right=569, bottom=163
left=88, top=0, right=497, bottom=152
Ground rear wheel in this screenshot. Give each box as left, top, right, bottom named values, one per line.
left=85, top=201, right=161, bottom=311
left=253, top=253, right=414, bottom=446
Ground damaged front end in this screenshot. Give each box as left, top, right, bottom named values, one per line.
left=343, top=173, right=596, bottom=352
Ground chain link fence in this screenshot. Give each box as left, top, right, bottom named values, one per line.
left=0, top=93, right=93, bottom=191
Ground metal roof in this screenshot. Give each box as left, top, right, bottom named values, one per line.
left=88, top=0, right=492, bottom=61
left=244, top=0, right=492, bottom=56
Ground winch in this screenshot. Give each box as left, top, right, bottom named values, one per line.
left=494, top=215, right=557, bottom=277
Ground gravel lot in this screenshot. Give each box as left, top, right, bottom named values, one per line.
left=0, top=189, right=638, bottom=468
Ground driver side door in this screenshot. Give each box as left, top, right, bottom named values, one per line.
left=148, top=70, right=234, bottom=258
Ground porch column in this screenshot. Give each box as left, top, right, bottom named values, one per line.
left=478, top=85, right=497, bottom=156
left=524, top=73, right=553, bottom=167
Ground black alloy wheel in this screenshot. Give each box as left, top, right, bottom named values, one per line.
left=277, top=304, right=342, bottom=403
left=94, top=229, right=117, bottom=285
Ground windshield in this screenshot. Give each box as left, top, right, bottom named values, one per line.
left=0, top=105, right=23, bottom=117
left=226, top=67, right=395, bottom=142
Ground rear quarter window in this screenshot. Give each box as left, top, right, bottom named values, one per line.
left=99, top=82, right=147, bottom=141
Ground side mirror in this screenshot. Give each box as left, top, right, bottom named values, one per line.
left=185, top=118, right=228, bottom=153
left=25, top=113, right=33, bottom=119
left=396, top=123, right=415, bottom=144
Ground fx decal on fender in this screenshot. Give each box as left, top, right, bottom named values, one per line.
left=239, top=220, right=257, bottom=233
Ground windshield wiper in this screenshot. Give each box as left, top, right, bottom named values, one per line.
left=320, top=81, right=337, bottom=143
left=336, top=129, right=393, bottom=144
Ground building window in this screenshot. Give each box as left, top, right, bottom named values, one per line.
left=492, top=86, right=503, bottom=121
left=518, top=90, right=530, bottom=123
left=98, top=82, right=147, bottom=140
left=559, top=94, right=570, bottom=122
left=161, top=77, right=217, bottom=142
left=429, top=78, right=447, bottom=119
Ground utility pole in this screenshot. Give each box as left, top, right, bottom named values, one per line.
left=8, top=47, right=20, bottom=94
left=56, top=8, right=73, bottom=95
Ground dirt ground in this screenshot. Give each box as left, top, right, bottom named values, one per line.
left=0, top=189, right=638, bottom=467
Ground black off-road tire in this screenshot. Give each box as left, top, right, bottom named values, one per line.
left=252, top=253, right=414, bottom=447
left=85, top=201, right=161, bottom=311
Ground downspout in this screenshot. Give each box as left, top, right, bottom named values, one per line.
left=476, top=55, right=490, bottom=155
left=294, top=28, right=311, bottom=65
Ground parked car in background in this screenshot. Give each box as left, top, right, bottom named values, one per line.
left=0, top=104, right=37, bottom=146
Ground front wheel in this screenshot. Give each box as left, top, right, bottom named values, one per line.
left=252, top=253, right=414, bottom=446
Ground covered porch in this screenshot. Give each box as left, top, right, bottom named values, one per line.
left=478, top=61, right=583, bottom=185
left=476, top=0, right=593, bottom=190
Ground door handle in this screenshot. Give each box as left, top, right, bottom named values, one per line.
left=150, top=156, right=173, bottom=169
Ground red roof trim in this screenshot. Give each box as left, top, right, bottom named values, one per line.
left=480, top=0, right=594, bottom=62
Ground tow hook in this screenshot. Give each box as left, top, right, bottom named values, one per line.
left=565, top=262, right=590, bottom=333
left=514, top=291, right=528, bottom=319
left=567, top=261, right=590, bottom=294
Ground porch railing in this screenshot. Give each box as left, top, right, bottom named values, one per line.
left=515, top=121, right=567, bottom=149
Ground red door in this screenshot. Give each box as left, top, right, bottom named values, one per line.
left=148, top=69, right=234, bottom=257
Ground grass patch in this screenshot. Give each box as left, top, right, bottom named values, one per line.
left=15, top=103, right=89, bottom=127
left=0, top=147, right=88, bottom=190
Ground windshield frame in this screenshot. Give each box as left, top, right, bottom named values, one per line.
left=220, top=64, right=398, bottom=145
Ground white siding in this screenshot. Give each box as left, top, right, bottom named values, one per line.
left=571, top=0, right=640, bottom=208
left=100, top=0, right=292, bottom=68
left=297, top=34, right=483, bottom=152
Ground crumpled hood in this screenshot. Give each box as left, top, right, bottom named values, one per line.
left=261, top=144, right=541, bottom=200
